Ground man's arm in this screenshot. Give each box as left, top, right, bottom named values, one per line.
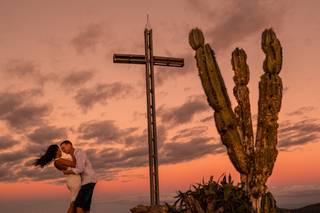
left=63, top=170, right=76, bottom=175
left=54, top=160, right=68, bottom=171
left=55, top=156, right=76, bottom=168
left=71, top=151, right=86, bottom=175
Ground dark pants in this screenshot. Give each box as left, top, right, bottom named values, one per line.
left=75, top=182, right=96, bottom=211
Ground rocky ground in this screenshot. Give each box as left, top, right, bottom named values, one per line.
left=130, top=203, right=320, bottom=213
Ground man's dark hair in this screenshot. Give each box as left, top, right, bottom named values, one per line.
left=60, top=140, right=72, bottom=146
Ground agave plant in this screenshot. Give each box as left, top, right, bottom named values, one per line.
left=167, top=175, right=253, bottom=213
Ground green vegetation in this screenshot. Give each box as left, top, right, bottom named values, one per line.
left=167, top=175, right=253, bottom=213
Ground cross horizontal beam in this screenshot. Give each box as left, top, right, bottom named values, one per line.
left=113, top=54, right=184, bottom=67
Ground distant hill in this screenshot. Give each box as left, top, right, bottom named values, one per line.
left=293, top=203, right=320, bottom=213
left=278, top=203, right=320, bottom=213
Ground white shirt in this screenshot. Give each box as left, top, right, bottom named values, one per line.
left=71, top=149, right=97, bottom=185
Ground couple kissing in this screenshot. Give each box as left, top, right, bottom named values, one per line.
left=34, top=140, right=97, bottom=213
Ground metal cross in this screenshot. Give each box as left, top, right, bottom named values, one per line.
left=113, top=26, right=184, bottom=205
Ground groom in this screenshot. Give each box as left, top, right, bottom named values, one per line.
left=60, top=140, right=97, bottom=213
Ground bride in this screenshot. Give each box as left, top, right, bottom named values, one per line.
left=34, top=144, right=81, bottom=213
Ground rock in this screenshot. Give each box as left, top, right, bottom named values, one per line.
left=130, top=204, right=168, bottom=213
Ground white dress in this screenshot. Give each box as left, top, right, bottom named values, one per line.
left=56, top=153, right=81, bottom=202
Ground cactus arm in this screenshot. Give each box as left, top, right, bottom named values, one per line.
left=189, top=28, right=249, bottom=174
left=255, top=28, right=283, bottom=187
left=231, top=48, right=255, bottom=157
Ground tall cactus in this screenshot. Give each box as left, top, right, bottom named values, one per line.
left=189, top=28, right=282, bottom=213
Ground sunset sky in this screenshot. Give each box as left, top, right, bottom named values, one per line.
left=0, top=0, right=320, bottom=212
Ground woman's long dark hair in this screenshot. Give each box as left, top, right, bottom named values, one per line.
left=34, top=144, right=59, bottom=168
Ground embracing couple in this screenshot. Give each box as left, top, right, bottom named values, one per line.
left=34, top=140, right=97, bottom=213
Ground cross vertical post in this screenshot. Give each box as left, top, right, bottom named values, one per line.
left=144, top=28, right=160, bottom=205
left=113, top=26, right=184, bottom=206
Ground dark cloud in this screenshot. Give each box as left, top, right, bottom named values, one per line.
left=0, top=145, right=64, bottom=182
left=4, top=113, right=318, bottom=183
left=201, top=112, right=320, bottom=151
left=78, top=120, right=138, bottom=143
left=62, top=69, right=95, bottom=88
left=76, top=119, right=219, bottom=174
left=131, top=125, right=167, bottom=146
left=81, top=146, right=147, bottom=173
left=0, top=119, right=217, bottom=183
left=23, top=144, right=49, bottom=157
left=123, top=125, right=168, bottom=147
left=0, top=162, right=62, bottom=183
left=0, top=92, right=24, bottom=117
left=0, top=90, right=41, bottom=117
left=0, top=150, right=28, bottom=165
left=0, top=166, right=9, bottom=181
left=200, top=115, right=214, bottom=123
left=2, top=104, right=52, bottom=131
left=158, top=96, right=209, bottom=126
left=278, top=119, right=320, bottom=150
left=89, top=138, right=220, bottom=172
left=74, top=82, right=133, bottom=112
left=100, top=147, right=149, bottom=169
left=0, top=135, right=19, bottom=150
left=94, top=147, right=123, bottom=165
left=123, top=130, right=147, bottom=146
left=81, top=122, right=167, bottom=149
left=286, top=106, right=317, bottom=116
left=82, top=116, right=320, bottom=175
left=5, top=59, right=56, bottom=86
left=71, top=23, right=107, bottom=54
left=0, top=143, right=67, bottom=182
left=83, top=123, right=220, bottom=170
left=0, top=90, right=50, bottom=131
left=186, top=0, right=288, bottom=51
left=27, top=125, right=68, bottom=145
left=16, top=166, right=62, bottom=182
left=171, top=125, right=208, bottom=141
left=6, top=59, right=39, bottom=76
left=0, top=136, right=62, bottom=182
left=160, top=137, right=224, bottom=165
left=155, top=125, right=168, bottom=148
